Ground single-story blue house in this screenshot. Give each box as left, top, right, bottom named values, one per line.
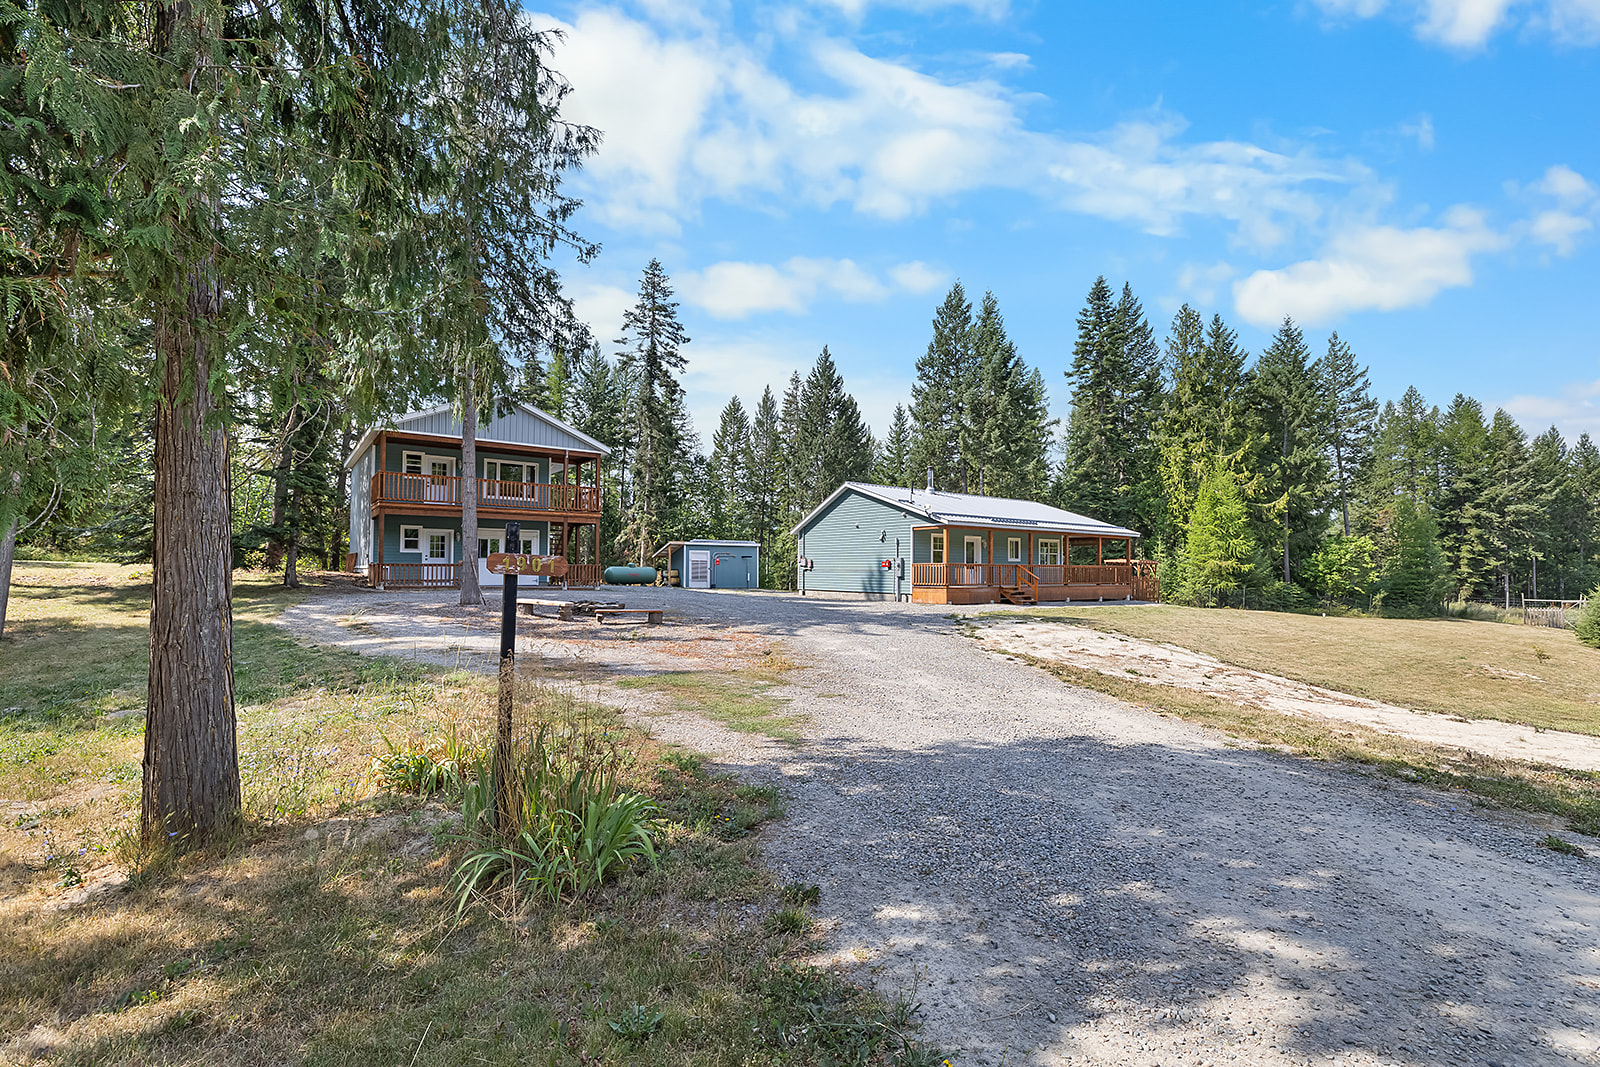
left=345, top=401, right=609, bottom=589
left=654, top=539, right=762, bottom=589
left=791, top=481, right=1157, bottom=604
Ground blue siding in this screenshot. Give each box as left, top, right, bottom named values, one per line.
left=797, top=492, right=915, bottom=596
left=394, top=406, right=601, bottom=452
left=382, top=441, right=550, bottom=482
left=379, top=515, right=549, bottom=563
left=667, top=541, right=761, bottom=589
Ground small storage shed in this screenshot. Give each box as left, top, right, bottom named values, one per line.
left=655, top=540, right=761, bottom=589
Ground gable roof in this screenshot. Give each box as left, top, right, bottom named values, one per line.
left=792, top=481, right=1142, bottom=539
left=344, top=400, right=610, bottom=468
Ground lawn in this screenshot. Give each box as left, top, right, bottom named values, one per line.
left=0, top=563, right=940, bottom=1066
left=1017, top=603, right=1600, bottom=736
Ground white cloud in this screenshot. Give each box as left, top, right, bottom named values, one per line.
left=1538, top=163, right=1598, bottom=205
left=817, top=0, right=1010, bottom=17
left=1232, top=206, right=1507, bottom=325
left=1503, top=377, right=1600, bottom=440
left=1524, top=164, right=1599, bottom=254
left=676, top=257, right=944, bottom=318
left=986, top=51, right=1032, bottom=69
left=567, top=281, right=638, bottom=345
left=888, top=260, right=949, bottom=293
left=1176, top=261, right=1237, bottom=306
left=1399, top=113, right=1436, bottom=151
left=533, top=6, right=1364, bottom=245
left=1530, top=209, right=1594, bottom=255
left=1311, top=0, right=1600, bottom=46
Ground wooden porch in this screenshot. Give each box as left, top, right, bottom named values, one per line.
left=370, top=472, right=602, bottom=515
left=366, top=562, right=603, bottom=590
left=911, top=561, right=1159, bottom=605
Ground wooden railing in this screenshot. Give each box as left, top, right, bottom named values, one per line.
left=911, top=561, right=1155, bottom=595
left=370, top=472, right=601, bottom=513
left=366, top=561, right=604, bottom=590
left=368, top=562, right=462, bottom=588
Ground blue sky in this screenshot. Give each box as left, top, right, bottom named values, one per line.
left=532, top=0, right=1600, bottom=449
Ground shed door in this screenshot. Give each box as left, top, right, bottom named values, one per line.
left=686, top=550, right=711, bottom=589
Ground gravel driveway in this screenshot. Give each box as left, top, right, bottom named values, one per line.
left=280, top=586, right=1600, bottom=1066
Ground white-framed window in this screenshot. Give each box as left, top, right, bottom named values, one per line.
left=1038, top=539, right=1062, bottom=566
left=423, top=529, right=451, bottom=563
left=477, top=531, right=535, bottom=558
left=1007, top=537, right=1021, bottom=562
left=399, top=525, right=422, bottom=553
left=402, top=451, right=424, bottom=475
left=931, top=532, right=945, bottom=564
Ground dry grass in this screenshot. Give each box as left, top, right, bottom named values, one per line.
left=0, top=563, right=939, bottom=1066
left=1015, top=603, right=1600, bottom=736
left=1029, top=657, right=1600, bottom=837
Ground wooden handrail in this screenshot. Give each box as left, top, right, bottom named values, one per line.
left=370, top=472, right=601, bottom=514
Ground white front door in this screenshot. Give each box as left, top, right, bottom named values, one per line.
left=962, top=536, right=984, bottom=585
left=422, top=529, right=453, bottom=565
left=686, top=550, right=711, bottom=588
left=425, top=458, right=454, bottom=502
left=478, top=529, right=540, bottom=587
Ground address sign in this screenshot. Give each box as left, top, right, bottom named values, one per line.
left=486, top=553, right=569, bottom=577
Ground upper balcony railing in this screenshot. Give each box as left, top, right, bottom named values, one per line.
left=371, top=472, right=602, bottom=514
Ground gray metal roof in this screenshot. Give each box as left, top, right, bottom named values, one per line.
left=344, top=399, right=610, bottom=468
left=793, top=481, right=1142, bottom=538
left=653, top=539, right=762, bottom=558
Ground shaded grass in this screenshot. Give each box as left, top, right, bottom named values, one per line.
left=615, top=671, right=805, bottom=743
left=1005, top=603, right=1600, bottom=736
left=1031, top=656, right=1600, bottom=837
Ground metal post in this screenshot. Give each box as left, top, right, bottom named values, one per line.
left=493, top=520, right=521, bottom=836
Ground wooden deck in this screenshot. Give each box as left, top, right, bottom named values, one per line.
left=910, top=561, right=1158, bottom=605
left=370, top=472, right=601, bottom=516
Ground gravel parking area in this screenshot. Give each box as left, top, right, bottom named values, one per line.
left=279, top=586, right=1600, bottom=1066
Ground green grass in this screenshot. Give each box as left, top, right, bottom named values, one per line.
left=0, top=563, right=939, bottom=1065
left=1000, top=602, right=1600, bottom=736
left=615, top=670, right=806, bottom=743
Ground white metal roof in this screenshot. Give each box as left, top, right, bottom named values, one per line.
left=343, top=399, right=610, bottom=468
left=652, top=539, right=762, bottom=558
left=792, top=481, right=1142, bottom=538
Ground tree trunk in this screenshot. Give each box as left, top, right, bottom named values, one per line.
left=0, top=513, right=17, bottom=639
left=143, top=278, right=240, bottom=847
left=327, top=413, right=354, bottom=570
left=460, top=372, right=481, bottom=605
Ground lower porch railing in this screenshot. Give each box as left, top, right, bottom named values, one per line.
left=911, top=561, right=1159, bottom=600
left=366, top=562, right=604, bottom=589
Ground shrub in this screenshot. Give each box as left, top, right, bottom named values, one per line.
left=453, top=722, right=658, bottom=915
left=1575, top=592, right=1600, bottom=649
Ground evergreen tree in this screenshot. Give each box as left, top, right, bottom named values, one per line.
left=1435, top=395, right=1492, bottom=599
left=1360, top=386, right=1439, bottom=513
left=1059, top=279, right=1164, bottom=531
left=1381, top=497, right=1448, bottom=608
left=1571, top=434, right=1600, bottom=591
left=793, top=347, right=875, bottom=507
left=1322, top=332, right=1378, bottom=536
left=1526, top=427, right=1578, bottom=598
left=876, top=405, right=913, bottom=487
left=909, top=283, right=975, bottom=491
left=744, top=386, right=785, bottom=572
left=616, top=260, right=691, bottom=563
left=967, top=292, right=1055, bottom=499
left=1480, top=409, right=1538, bottom=607
left=1181, top=466, right=1259, bottom=603
left=1248, top=318, right=1330, bottom=585
left=707, top=396, right=751, bottom=540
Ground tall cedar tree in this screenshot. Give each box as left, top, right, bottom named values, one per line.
left=401, top=3, right=597, bottom=605
left=10, top=0, right=446, bottom=845
left=909, top=283, right=975, bottom=491
left=1481, top=409, right=1538, bottom=607
left=1060, top=279, right=1164, bottom=532
left=876, top=404, right=913, bottom=488
left=707, top=396, right=750, bottom=539
left=1322, top=332, right=1378, bottom=536
left=1435, top=394, right=1492, bottom=599
left=616, top=260, right=690, bottom=564
left=793, top=347, right=875, bottom=507
left=1249, top=318, right=1330, bottom=584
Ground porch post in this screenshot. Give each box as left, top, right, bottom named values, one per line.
left=1097, top=537, right=1103, bottom=565
left=376, top=511, right=385, bottom=588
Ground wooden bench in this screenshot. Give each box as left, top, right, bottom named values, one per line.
left=595, top=608, right=664, bottom=626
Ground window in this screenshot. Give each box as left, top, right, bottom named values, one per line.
left=400, top=525, right=421, bottom=553
left=931, top=532, right=945, bottom=564
left=402, top=451, right=423, bottom=475
left=1038, top=539, right=1061, bottom=566
left=479, top=537, right=501, bottom=559
left=1007, top=537, right=1021, bottom=562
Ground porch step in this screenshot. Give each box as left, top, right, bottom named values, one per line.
left=998, top=585, right=1036, bottom=605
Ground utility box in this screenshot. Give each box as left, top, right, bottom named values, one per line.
left=654, top=540, right=761, bottom=590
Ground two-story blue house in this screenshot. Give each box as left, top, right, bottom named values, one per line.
left=345, top=402, right=609, bottom=589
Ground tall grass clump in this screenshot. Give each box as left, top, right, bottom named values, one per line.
left=453, top=716, right=658, bottom=915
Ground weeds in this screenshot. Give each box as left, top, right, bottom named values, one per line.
left=1540, top=833, right=1587, bottom=856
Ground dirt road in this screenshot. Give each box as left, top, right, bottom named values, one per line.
left=280, top=588, right=1600, bottom=1066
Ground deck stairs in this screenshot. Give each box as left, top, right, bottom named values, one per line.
left=997, top=583, right=1036, bottom=606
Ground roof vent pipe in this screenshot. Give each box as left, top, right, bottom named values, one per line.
left=926, top=466, right=934, bottom=492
